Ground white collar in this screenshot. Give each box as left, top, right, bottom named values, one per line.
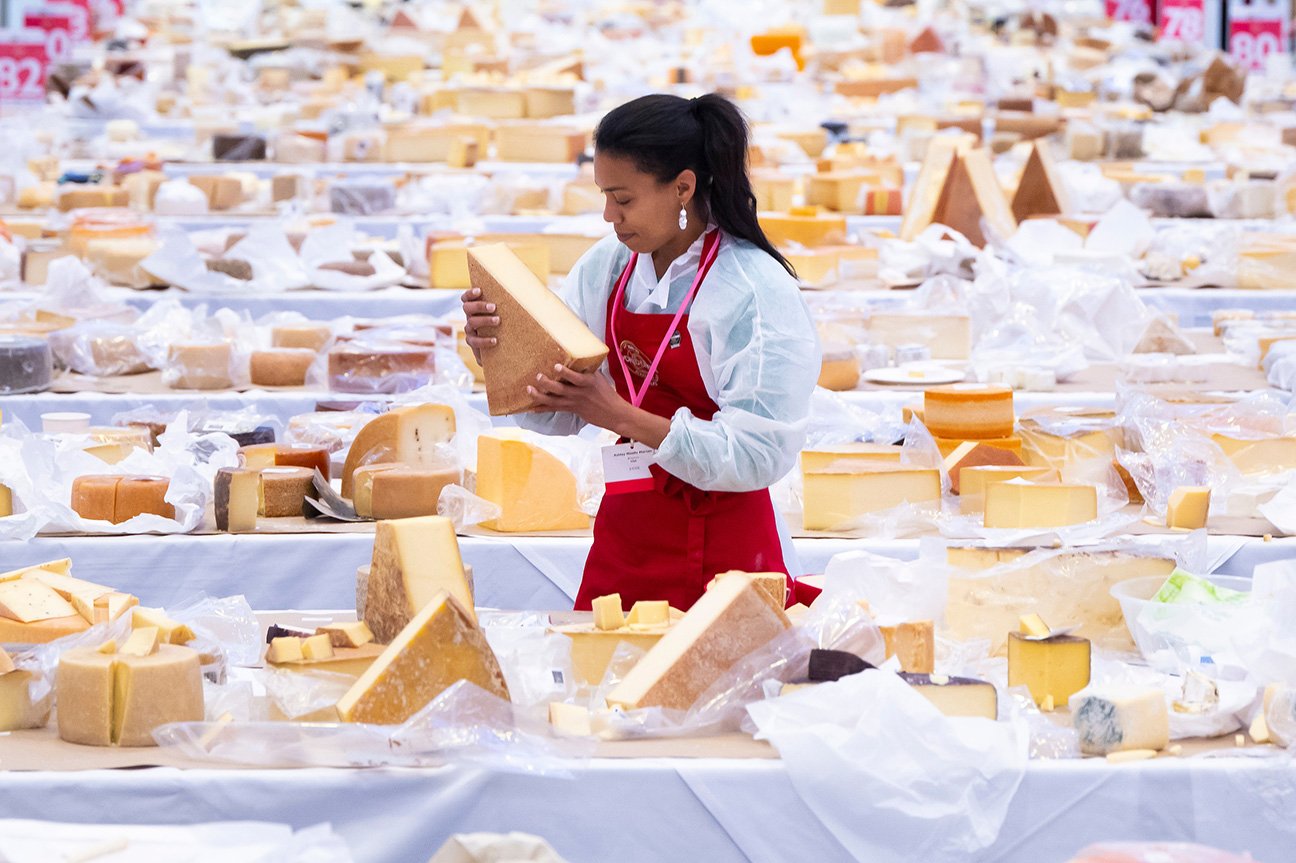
left=632, top=225, right=718, bottom=308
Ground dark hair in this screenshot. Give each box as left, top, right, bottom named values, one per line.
left=594, top=93, right=796, bottom=278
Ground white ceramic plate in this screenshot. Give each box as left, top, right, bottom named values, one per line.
left=862, top=365, right=966, bottom=385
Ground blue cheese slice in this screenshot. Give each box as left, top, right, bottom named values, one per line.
left=1071, top=687, right=1169, bottom=755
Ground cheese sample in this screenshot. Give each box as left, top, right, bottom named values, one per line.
left=1072, top=688, right=1169, bottom=755
left=592, top=594, right=624, bottom=630
left=317, top=621, right=374, bottom=649
left=258, top=467, right=315, bottom=518
left=365, top=467, right=462, bottom=520
left=337, top=593, right=509, bottom=724
left=800, top=443, right=903, bottom=473
left=801, top=468, right=941, bottom=531
left=166, top=342, right=233, bottom=390
left=476, top=431, right=590, bottom=532
left=554, top=621, right=673, bottom=685
left=466, top=244, right=608, bottom=415
left=924, top=385, right=1015, bottom=440
left=0, top=580, right=76, bottom=623
left=265, top=642, right=384, bottom=678
left=1211, top=435, right=1296, bottom=476
left=272, top=323, right=332, bottom=352
left=301, top=633, right=335, bottom=660
left=606, top=575, right=791, bottom=711
left=249, top=349, right=314, bottom=387
left=366, top=515, right=475, bottom=642
left=709, top=570, right=788, bottom=610
left=626, top=601, right=671, bottom=627
left=983, top=482, right=1098, bottom=529
left=340, top=404, right=457, bottom=498
left=131, top=607, right=194, bottom=645
left=266, top=637, right=304, bottom=663
left=943, top=441, right=1025, bottom=494
left=1166, top=486, right=1210, bottom=529
left=548, top=702, right=593, bottom=736
left=57, top=644, right=203, bottom=747
left=214, top=466, right=259, bottom=532
left=900, top=673, right=998, bottom=719
left=1007, top=630, right=1091, bottom=710
left=880, top=621, right=935, bottom=673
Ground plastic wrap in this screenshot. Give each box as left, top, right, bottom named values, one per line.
left=300, top=224, right=406, bottom=291
left=141, top=225, right=310, bottom=293
left=328, top=181, right=396, bottom=216
left=47, top=321, right=154, bottom=376
left=439, top=484, right=503, bottom=529
left=1066, top=843, right=1259, bottom=863
left=1112, top=571, right=1257, bottom=671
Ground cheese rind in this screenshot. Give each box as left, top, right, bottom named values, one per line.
left=337, top=593, right=509, bottom=724
left=1071, top=688, right=1169, bottom=755
left=900, top=673, right=998, bottom=719
left=606, top=575, right=790, bottom=711
left=366, top=516, right=475, bottom=642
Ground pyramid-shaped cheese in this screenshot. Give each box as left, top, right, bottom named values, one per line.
left=467, top=244, right=608, bottom=416
left=932, top=148, right=1017, bottom=247
left=1011, top=142, right=1070, bottom=222
left=365, top=516, right=475, bottom=642
left=606, top=575, right=791, bottom=711
left=900, top=136, right=968, bottom=242
left=337, top=592, right=509, bottom=724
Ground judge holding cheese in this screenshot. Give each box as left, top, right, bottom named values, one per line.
left=462, top=93, right=820, bottom=611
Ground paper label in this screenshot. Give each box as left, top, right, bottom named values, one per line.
left=1228, top=0, right=1289, bottom=70
left=1159, top=0, right=1206, bottom=42
left=0, top=36, right=49, bottom=104
left=1106, top=0, right=1156, bottom=24
left=601, top=441, right=656, bottom=495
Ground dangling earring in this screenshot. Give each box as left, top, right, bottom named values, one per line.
left=678, top=206, right=688, bottom=231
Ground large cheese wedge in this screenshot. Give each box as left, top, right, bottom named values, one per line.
left=606, top=575, right=790, bottom=711
left=340, top=404, right=457, bottom=498
left=924, top=384, right=1014, bottom=440
left=984, top=481, right=1097, bottom=529
left=365, top=515, right=475, bottom=642
left=467, top=244, right=608, bottom=415
left=801, top=468, right=941, bottom=531
left=1011, top=141, right=1069, bottom=222
left=942, top=440, right=1024, bottom=493
left=1211, top=434, right=1296, bottom=476
left=476, top=431, right=589, bottom=532
left=1071, top=687, right=1168, bottom=755
left=57, top=644, right=203, bottom=747
left=337, top=592, right=508, bottom=724
left=800, top=443, right=904, bottom=473
left=958, top=465, right=1058, bottom=510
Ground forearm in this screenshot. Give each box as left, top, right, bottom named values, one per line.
left=609, top=402, right=672, bottom=449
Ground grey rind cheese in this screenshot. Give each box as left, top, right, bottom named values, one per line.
left=0, top=335, right=53, bottom=394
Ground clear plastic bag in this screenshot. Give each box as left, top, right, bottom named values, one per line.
left=47, top=321, right=154, bottom=376
left=299, top=223, right=406, bottom=291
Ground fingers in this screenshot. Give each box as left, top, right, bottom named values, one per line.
left=464, top=334, right=496, bottom=350
left=530, top=372, right=568, bottom=397
left=550, top=364, right=591, bottom=386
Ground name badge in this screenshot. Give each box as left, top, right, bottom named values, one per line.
left=601, top=441, right=656, bottom=495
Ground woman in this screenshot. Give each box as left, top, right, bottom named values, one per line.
left=462, top=93, right=820, bottom=611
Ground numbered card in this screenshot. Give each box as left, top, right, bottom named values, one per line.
left=1106, top=0, right=1157, bottom=25
left=22, top=11, right=75, bottom=63
left=1159, top=0, right=1207, bottom=43
left=1228, top=0, right=1290, bottom=70
left=0, top=35, right=50, bottom=105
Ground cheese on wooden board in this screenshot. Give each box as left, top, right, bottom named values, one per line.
left=467, top=244, right=608, bottom=416
left=249, top=349, right=315, bottom=387
left=924, top=384, right=1014, bottom=440
left=476, top=431, right=589, bottom=532
left=1071, top=688, right=1169, bottom=755
left=366, top=467, right=462, bottom=519
left=1166, top=486, right=1210, bottom=529
left=801, top=468, right=941, bottom=531
left=340, top=404, right=457, bottom=498
left=214, top=466, right=259, bottom=532
left=57, top=644, right=204, bottom=747
left=337, top=593, right=509, bottom=724
left=900, top=673, right=998, bottom=719
left=258, top=466, right=315, bottom=518
left=366, top=515, right=475, bottom=642
left=1007, top=630, right=1091, bottom=710
left=606, top=575, right=790, bottom=711
left=317, top=621, right=374, bottom=648
left=983, top=481, right=1098, bottom=529
left=942, top=441, right=1026, bottom=494
left=266, top=642, right=384, bottom=677
left=166, top=342, right=234, bottom=390
left=301, top=633, right=335, bottom=660
left=800, top=443, right=904, bottom=473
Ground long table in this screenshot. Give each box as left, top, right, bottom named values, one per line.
left=0, top=532, right=1278, bottom=611
left=0, top=754, right=1289, bottom=863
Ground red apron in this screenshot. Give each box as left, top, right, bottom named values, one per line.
left=574, top=232, right=790, bottom=612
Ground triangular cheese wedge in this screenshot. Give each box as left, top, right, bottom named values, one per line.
left=900, top=136, right=966, bottom=242
left=932, top=149, right=1017, bottom=247
left=337, top=592, right=508, bottom=724
left=0, top=558, right=73, bottom=583
left=1011, top=142, right=1070, bottom=222
left=365, top=516, right=475, bottom=642
left=25, top=570, right=114, bottom=602
left=0, top=580, right=76, bottom=624
left=467, top=244, right=608, bottom=416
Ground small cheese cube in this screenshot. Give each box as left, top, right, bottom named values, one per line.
left=592, top=594, right=624, bottom=631
left=1166, top=486, right=1210, bottom=530
left=1008, top=631, right=1091, bottom=710
left=301, top=633, right=335, bottom=660
left=266, top=636, right=304, bottom=663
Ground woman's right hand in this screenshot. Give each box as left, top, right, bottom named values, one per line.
left=460, top=287, right=499, bottom=365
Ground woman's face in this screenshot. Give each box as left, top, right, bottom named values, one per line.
left=594, top=151, right=694, bottom=255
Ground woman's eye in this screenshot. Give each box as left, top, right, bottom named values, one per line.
left=615, top=198, right=630, bottom=206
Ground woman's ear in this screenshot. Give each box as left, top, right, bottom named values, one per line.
left=675, top=168, right=697, bottom=207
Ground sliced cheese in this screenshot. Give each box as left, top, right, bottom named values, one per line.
left=131, top=607, right=195, bottom=645
left=0, top=581, right=76, bottom=623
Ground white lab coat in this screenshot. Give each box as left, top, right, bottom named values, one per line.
left=518, top=229, right=821, bottom=495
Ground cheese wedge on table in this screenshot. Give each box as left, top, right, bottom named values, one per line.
left=476, top=431, right=589, bottom=532
left=900, top=673, right=998, bottom=719
left=1166, top=486, right=1210, bottom=529
left=214, top=466, right=259, bottom=532
left=337, top=592, right=509, bottom=724
left=1211, top=434, right=1296, bottom=476
left=365, top=515, right=475, bottom=642
left=362, top=466, right=462, bottom=520
left=340, top=404, right=457, bottom=498
left=467, top=244, right=608, bottom=416
left=1007, top=629, right=1091, bottom=710
left=606, top=575, right=790, bottom=711
left=942, top=441, right=1025, bottom=494
left=801, top=468, right=941, bottom=531
left=57, top=644, right=203, bottom=747
left=983, top=481, right=1097, bottom=529
left=1071, top=688, right=1169, bottom=755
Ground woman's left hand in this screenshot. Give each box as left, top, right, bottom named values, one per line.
left=528, top=365, right=628, bottom=431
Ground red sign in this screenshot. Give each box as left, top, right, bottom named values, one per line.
left=1159, top=0, right=1207, bottom=42
left=0, top=37, right=49, bottom=104
left=1106, top=0, right=1157, bottom=25
left=22, top=12, right=75, bottom=62
left=1228, top=0, right=1289, bottom=70
left=28, top=2, right=90, bottom=43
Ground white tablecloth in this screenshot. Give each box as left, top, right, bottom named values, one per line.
left=2, top=533, right=1285, bottom=611
left=0, top=756, right=1288, bottom=863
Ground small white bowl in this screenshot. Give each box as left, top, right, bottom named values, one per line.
left=1111, top=575, right=1254, bottom=671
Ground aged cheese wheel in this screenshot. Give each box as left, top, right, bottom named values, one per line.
left=923, top=384, right=1015, bottom=440
left=250, top=348, right=314, bottom=387
left=0, top=335, right=53, bottom=394
left=272, top=323, right=332, bottom=352
left=166, top=342, right=233, bottom=390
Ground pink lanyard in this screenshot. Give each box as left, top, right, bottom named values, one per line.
left=609, top=230, right=721, bottom=408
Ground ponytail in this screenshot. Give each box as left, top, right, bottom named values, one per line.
left=594, top=93, right=796, bottom=278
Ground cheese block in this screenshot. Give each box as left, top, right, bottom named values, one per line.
left=214, top=466, right=259, bottom=532
left=879, top=621, right=935, bottom=674
left=337, top=593, right=509, bottom=724
left=942, top=441, right=1025, bottom=494
left=1007, top=630, right=1091, bottom=710
left=0, top=669, right=50, bottom=731
left=57, top=644, right=203, bottom=747
left=606, top=575, right=790, bottom=711
left=758, top=209, right=848, bottom=248
left=1071, top=688, right=1169, bottom=755
left=187, top=175, right=243, bottom=211
left=427, top=237, right=551, bottom=289
left=58, top=185, right=129, bottom=212
left=258, top=466, right=315, bottom=518
left=800, top=443, right=903, bottom=473
left=239, top=443, right=277, bottom=470
left=476, top=431, right=590, bottom=532
left=984, top=481, right=1098, bottom=529
left=899, top=136, right=969, bottom=241
left=266, top=636, right=303, bottom=663
left=120, top=626, right=161, bottom=657
left=301, top=633, right=334, bottom=660
left=494, top=123, right=587, bottom=163
left=0, top=613, right=90, bottom=644
left=865, top=313, right=971, bottom=360
left=363, top=467, right=461, bottom=519
left=801, top=468, right=941, bottom=531
left=548, top=701, right=593, bottom=736
left=167, top=342, right=233, bottom=390
left=467, top=244, right=607, bottom=416
left=0, top=647, right=12, bottom=675
left=709, top=571, right=787, bottom=610
left=1166, top=486, right=1210, bottom=530
left=592, top=593, right=625, bottom=630
left=924, top=385, right=1014, bottom=440
left=131, top=607, right=195, bottom=645
left=84, top=237, right=162, bottom=288
left=366, top=515, right=475, bottom=642
left=327, top=342, right=436, bottom=393
left=1211, top=434, right=1296, bottom=476
left=753, top=171, right=796, bottom=212
left=340, top=404, right=457, bottom=498
left=266, top=642, right=384, bottom=678
left=957, top=465, right=1058, bottom=510
left=274, top=444, right=330, bottom=481
left=817, top=350, right=860, bottom=391
left=554, top=622, right=673, bottom=686
left=249, top=349, right=314, bottom=387
left=272, top=323, right=332, bottom=352
left=900, top=673, right=998, bottom=719
left=317, top=621, right=374, bottom=649
left=934, top=149, right=1017, bottom=247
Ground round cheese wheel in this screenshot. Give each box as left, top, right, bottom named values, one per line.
left=923, top=384, right=1014, bottom=440
left=0, top=335, right=53, bottom=394
left=250, top=348, right=315, bottom=387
